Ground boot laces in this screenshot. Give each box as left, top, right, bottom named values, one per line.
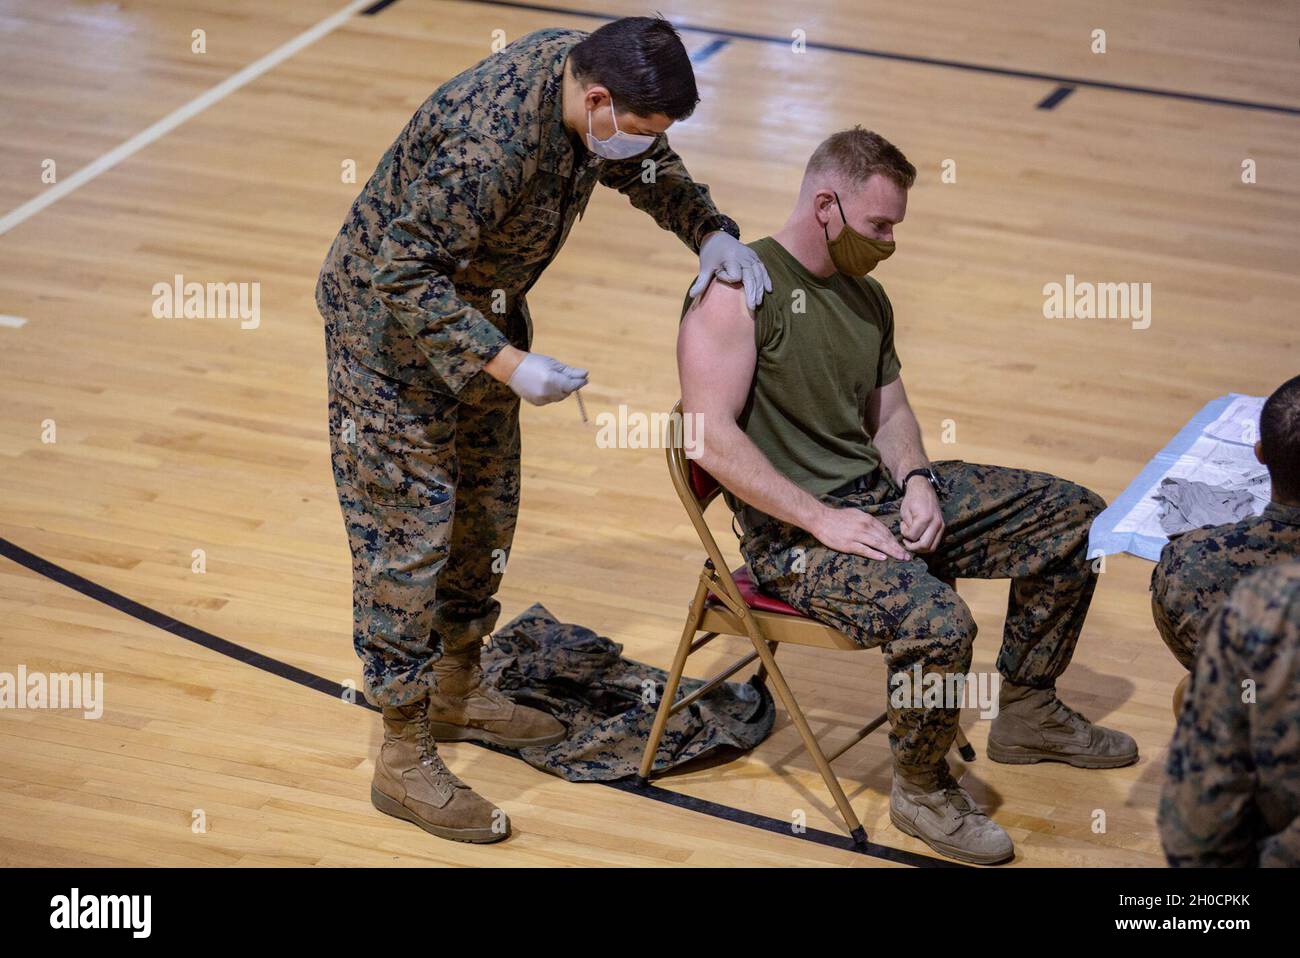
left=936, top=769, right=979, bottom=820
left=1046, top=693, right=1091, bottom=730
left=414, top=710, right=467, bottom=791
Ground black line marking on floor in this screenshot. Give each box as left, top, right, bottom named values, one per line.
left=1037, top=84, right=1076, bottom=110
left=0, top=538, right=343, bottom=700
left=438, top=0, right=1300, bottom=118
left=0, top=535, right=962, bottom=868
left=361, top=0, right=403, bottom=14
left=689, top=37, right=731, bottom=64
left=611, top=779, right=966, bottom=866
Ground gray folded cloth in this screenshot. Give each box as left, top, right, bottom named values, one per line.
left=1155, top=477, right=1257, bottom=535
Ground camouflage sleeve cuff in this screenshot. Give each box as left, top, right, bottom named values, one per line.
left=694, top=214, right=741, bottom=252
left=447, top=315, right=511, bottom=394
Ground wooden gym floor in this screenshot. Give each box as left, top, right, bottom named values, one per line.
left=0, top=0, right=1297, bottom=867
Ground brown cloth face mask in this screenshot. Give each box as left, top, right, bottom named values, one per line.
left=824, top=191, right=895, bottom=276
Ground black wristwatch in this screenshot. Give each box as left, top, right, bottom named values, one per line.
left=903, top=467, right=941, bottom=494
left=696, top=213, right=741, bottom=249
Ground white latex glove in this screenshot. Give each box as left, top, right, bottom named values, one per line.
left=506, top=352, right=588, bottom=406
left=688, top=230, right=772, bottom=309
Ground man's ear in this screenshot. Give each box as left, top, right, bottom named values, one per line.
left=583, top=84, right=611, bottom=112
left=813, top=188, right=837, bottom=227
left=1255, top=439, right=1266, bottom=466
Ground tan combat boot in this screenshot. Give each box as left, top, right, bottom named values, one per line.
left=890, top=765, right=1014, bottom=865
left=426, top=642, right=566, bottom=748
left=987, top=682, right=1138, bottom=768
left=370, top=701, right=508, bottom=843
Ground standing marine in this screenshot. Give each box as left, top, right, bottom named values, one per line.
left=316, top=17, right=771, bottom=843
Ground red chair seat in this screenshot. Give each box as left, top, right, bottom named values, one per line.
left=706, top=565, right=804, bottom=617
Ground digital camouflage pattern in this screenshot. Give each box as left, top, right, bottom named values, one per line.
left=1150, top=500, right=1300, bottom=670
left=483, top=603, right=775, bottom=781
left=316, top=27, right=737, bottom=394
left=319, top=28, right=737, bottom=706
left=735, top=460, right=1105, bottom=775
left=1159, top=559, right=1300, bottom=867
left=326, top=347, right=520, bottom=706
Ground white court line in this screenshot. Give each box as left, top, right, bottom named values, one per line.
left=0, top=0, right=373, bottom=237
left=0, top=315, right=29, bottom=328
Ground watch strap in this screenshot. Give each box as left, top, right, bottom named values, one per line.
left=903, top=467, right=939, bottom=492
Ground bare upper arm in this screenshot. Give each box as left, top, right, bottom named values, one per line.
left=677, top=279, right=756, bottom=425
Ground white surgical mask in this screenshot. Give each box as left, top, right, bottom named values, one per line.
left=586, top=102, right=656, bottom=160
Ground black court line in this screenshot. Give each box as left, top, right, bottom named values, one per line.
left=0, top=535, right=961, bottom=868
left=689, top=37, right=731, bottom=65
left=1037, top=84, right=1076, bottom=110
left=362, top=0, right=403, bottom=14
left=408, top=0, right=1299, bottom=118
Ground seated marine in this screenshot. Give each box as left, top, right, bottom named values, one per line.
left=677, top=126, right=1137, bottom=865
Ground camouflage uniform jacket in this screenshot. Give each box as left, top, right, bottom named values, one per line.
left=316, top=27, right=739, bottom=394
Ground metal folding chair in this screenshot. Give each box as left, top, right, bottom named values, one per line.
left=637, top=402, right=974, bottom=846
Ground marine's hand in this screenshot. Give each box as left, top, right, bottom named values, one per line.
left=689, top=231, right=772, bottom=310
left=900, top=480, right=945, bottom=553
left=506, top=351, right=588, bottom=405
left=812, top=506, right=912, bottom=561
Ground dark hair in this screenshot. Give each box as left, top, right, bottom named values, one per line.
left=569, top=16, right=699, bottom=120
left=1261, top=374, right=1300, bottom=502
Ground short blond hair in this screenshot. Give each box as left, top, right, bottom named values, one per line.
left=805, top=126, right=915, bottom=190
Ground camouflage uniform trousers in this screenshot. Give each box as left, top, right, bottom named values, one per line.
left=736, top=460, right=1105, bottom=775
left=325, top=339, right=521, bottom=708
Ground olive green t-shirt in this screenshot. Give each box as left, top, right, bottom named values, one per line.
left=680, top=235, right=901, bottom=503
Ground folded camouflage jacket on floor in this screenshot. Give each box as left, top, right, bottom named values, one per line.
left=482, top=604, right=775, bottom=782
